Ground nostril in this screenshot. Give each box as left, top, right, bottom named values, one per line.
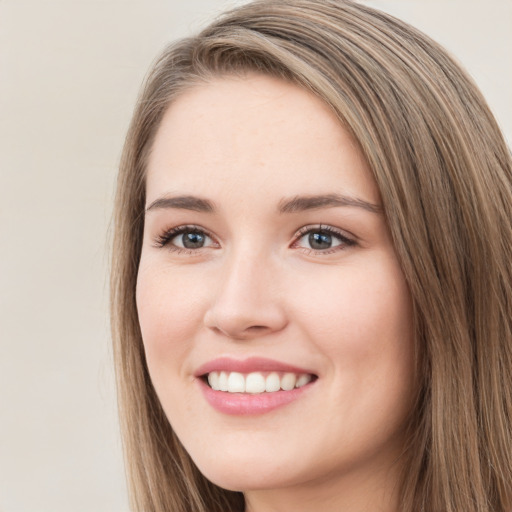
left=219, top=325, right=273, bottom=341
left=204, top=305, right=288, bottom=340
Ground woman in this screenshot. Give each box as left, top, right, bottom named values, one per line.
left=111, top=1, right=512, bottom=511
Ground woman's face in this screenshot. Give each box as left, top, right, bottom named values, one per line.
left=137, top=74, right=416, bottom=505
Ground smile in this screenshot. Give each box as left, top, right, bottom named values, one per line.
left=206, top=371, right=313, bottom=394
left=195, top=357, right=318, bottom=415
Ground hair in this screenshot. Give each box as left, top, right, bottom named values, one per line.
left=111, top=1, right=512, bottom=511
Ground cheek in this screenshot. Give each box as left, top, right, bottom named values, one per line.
left=289, top=259, right=416, bottom=450
left=135, top=263, right=207, bottom=372
left=290, top=256, right=414, bottom=384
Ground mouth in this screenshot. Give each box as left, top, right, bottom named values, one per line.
left=195, top=358, right=318, bottom=415
left=202, top=371, right=317, bottom=394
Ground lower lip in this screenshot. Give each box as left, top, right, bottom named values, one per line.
left=198, top=379, right=314, bottom=415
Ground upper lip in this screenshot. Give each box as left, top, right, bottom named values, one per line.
left=194, top=357, right=316, bottom=377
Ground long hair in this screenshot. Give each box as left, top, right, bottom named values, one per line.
left=111, top=1, right=512, bottom=510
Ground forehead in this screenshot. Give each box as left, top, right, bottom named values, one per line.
left=146, top=74, right=379, bottom=206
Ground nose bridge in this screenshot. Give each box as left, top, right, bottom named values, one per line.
left=204, top=243, right=286, bottom=339
left=226, top=244, right=270, bottom=300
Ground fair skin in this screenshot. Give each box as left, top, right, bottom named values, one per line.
left=136, top=74, right=416, bottom=512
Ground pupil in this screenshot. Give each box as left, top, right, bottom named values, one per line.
left=182, top=232, right=205, bottom=249
left=309, top=232, right=332, bottom=250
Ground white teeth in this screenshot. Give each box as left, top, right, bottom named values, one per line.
left=265, top=372, right=281, bottom=392
left=207, top=372, right=220, bottom=390
left=206, top=371, right=314, bottom=394
left=281, top=373, right=296, bottom=391
left=295, top=374, right=312, bottom=388
left=227, top=372, right=245, bottom=393
left=218, top=371, right=229, bottom=392
left=245, top=372, right=266, bottom=394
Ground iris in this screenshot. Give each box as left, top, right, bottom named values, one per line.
left=309, top=231, right=333, bottom=250
left=182, top=231, right=206, bottom=249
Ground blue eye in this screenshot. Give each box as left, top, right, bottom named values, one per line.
left=174, top=231, right=209, bottom=249
left=154, top=224, right=354, bottom=254
left=307, top=231, right=339, bottom=250
left=295, top=226, right=355, bottom=253
left=155, top=226, right=217, bottom=251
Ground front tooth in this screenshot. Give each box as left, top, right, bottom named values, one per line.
left=265, top=372, right=281, bottom=392
left=218, top=371, right=229, bottom=391
left=281, top=373, right=296, bottom=391
left=227, top=372, right=245, bottom=393
left=295, top=374, right=312, bottom=388
left=208, top=371, right=220, bottom=390
left=245, top=372, right=266, bottom=394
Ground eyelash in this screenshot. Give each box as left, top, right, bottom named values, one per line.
left=153, top=224, right=356, bottom=255
left=292, top=224, right=356, bottom=255
left=153, top=225, right=217, bottom=254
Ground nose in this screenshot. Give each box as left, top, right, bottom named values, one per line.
left=203, top=250, right=288, bottom=340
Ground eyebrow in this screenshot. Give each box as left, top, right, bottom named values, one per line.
left=146, top=195, right=215, bottom=213
left=278, top=193, right=382, bottom=214
left=145, top=193, right=382, bottom=215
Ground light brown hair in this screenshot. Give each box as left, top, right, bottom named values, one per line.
left=111, top=1, right=512, bottom=510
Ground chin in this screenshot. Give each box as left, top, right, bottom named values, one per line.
left=192, top=453, right=299, bottom=492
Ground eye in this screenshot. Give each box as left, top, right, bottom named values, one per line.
left=155, top=225, right=218, bottom=252
left=293, top=225, right=356, bottom=253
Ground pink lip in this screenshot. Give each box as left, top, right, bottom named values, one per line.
left=194, top=357, right=317, bottom=416
left=198, top=379, right=314, bottom=416
left=194, top=357, right=315, bottom=377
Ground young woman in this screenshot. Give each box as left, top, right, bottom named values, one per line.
left=111, top=1, right=512, bottom=511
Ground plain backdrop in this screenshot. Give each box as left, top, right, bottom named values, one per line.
left=0, top=1, right=510, bottom=511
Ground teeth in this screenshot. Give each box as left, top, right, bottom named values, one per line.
left=208, top=371, right=220, bottom=390
left=246, top=372, right=266, bottom=394
left=281, top=373, right=296, bottom=391
left=227, top=372, right=245, bottom=392
left=265, top=372, right=281, bottom=392
left=218, top=371, right=228, bottom=391
left=295, top=374, right=312, bottom=388
left=206, top=371, right=313, bottom=394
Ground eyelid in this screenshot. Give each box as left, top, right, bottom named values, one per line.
left=152, top=223, right=357, bottom=255
left=153, top=224, right=219, bottom=251
left=291, top=224, right=357, bottom=254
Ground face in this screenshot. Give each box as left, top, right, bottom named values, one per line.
left=137, top=74, right=415, bottom=505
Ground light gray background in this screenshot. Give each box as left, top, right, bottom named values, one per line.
left=1, top=1, right=510, bottom=511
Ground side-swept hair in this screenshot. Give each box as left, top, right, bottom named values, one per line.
left=111, top=1, right=512, bottom=510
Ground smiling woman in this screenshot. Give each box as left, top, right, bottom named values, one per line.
left=136, top=76, right=416, bottom=507
left=110, top=1, right=512, bottom=512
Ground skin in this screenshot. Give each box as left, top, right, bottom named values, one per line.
left=137, top=74, right=416, bottom=512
